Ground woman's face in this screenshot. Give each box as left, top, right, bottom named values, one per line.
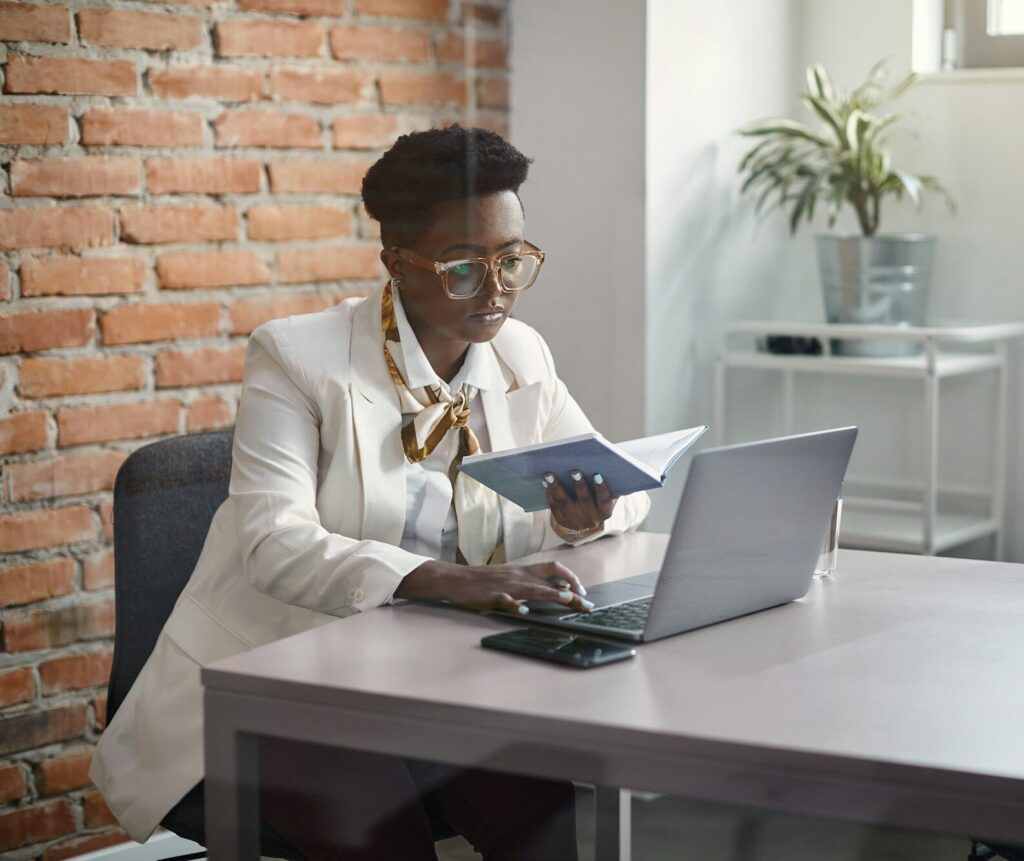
left=382, top=190, right=527, bottom=346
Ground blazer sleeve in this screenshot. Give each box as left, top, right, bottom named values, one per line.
left=532, top=330, right=651, bottom=548
left=229, top=323, right=433, bottom=615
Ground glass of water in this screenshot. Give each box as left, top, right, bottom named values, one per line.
left=813, top=495, right=843, bottom=580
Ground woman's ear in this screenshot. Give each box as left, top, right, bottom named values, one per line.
left=380, top=247, right=406, bottom=282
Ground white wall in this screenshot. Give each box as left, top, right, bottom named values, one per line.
left=508, top=0, right=648, bottom=444
left=643, top=0, right=802, bottom=530
left=794, top=0, right=1024, bottom=561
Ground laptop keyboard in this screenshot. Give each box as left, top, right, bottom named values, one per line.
left=565, top=596, right=652, bottom=631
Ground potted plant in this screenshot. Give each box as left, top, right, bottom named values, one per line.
left=737, top=61, right=955, bottom=356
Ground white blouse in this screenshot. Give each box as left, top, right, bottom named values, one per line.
left=390, top=288, right=503, bottom=562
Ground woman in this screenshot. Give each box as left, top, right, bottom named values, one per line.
left=89, top=126, right=650, bottom=859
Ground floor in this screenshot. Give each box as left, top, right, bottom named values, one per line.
left=435, top=787, right=971, bottom=861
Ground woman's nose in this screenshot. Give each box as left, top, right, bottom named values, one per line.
left=481, top=263, right=503, bottom=298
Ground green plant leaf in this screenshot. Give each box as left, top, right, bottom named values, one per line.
left=739, top=119, right=829, bottom=146
left=802, top=95, right=846, bottom=145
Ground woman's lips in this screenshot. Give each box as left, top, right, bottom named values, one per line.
left=468, top=307, right=506, bottom=324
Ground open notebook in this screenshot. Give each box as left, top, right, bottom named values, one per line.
left=458, top=425, right=708, bottom=512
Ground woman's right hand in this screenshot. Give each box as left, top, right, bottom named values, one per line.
left=395, top=559, right=594, bottom=615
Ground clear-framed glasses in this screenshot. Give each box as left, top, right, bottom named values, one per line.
left=392, top=241, right=545, bottom=300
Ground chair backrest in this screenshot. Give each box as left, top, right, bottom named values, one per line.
left=106, top=429, right=233, bottom=725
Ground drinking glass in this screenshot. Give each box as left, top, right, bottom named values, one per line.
left=813, top=495, right=843, bottom=580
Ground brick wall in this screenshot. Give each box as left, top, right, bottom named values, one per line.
left=0, top=0, right=509, bottom=855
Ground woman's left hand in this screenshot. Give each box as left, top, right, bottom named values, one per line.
left=542, top=470, right=617, bottom=534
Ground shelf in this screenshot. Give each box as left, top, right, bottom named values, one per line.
left=722, top=351, right=1000, bottom=379
left=727, top=320, right=1024, bottom=344
left=841, top=507, right=998, bottom=555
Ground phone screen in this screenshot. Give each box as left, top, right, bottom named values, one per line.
left=481, top=628, right=636, bottom=667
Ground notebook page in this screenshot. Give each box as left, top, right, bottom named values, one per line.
left=617, top=426, right=708, bottom=477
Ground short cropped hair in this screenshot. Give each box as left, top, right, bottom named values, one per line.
left=361, top=124, right=532, bottom=247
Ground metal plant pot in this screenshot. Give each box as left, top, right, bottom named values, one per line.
left=816, top=234, right=936, bottom=357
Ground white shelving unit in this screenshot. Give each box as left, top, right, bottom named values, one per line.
left=714, top=321, right=1024, bottom=558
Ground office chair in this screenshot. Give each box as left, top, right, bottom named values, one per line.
left=107, top=429, right=457, bottom=861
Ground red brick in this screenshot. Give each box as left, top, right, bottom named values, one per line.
left=58, top=401, right=180, bottom=446
left=216, top=19, right=324, bottom=58
left=92, top=692, right=108, bottom=729
left=119, top=205, right=238, bottom=245
left=82, top=789, right=117, bottom=828
left=0, top=308, right=94, bottom=355
left=239, top=0, right=345, bottom=13
left=0, top=559, right=75, bottom=608
left=20, top=255, right=146, bottom=297
left=229, top=293, right=339, bottom=334
left=0, top=667, right=35, bottom=706
left=0, top=207, right=114, bottom=251
left=379, top=72, right=467, bottom=106
left=0, top=706, right=87, bottom=756
left=5, top=450, right=127, bottom=502
left=157, top=249, right=270, bottom=290
left=11, top=157, right=141, bottom=198
left=43, top=830, right=132, bottom=861
left=355, top=201, right=381, bottom=238
left=268, top=66, right=370, bottom=106
left=0, top=2, right=71, bottom=43
left=148, top=65, right=263, bottom=101
left=40, top=650, right=113, bottom=694
left=463, top=2, right=502, bottom=25
left=81, top=108, right=204, bottom=148
left=331, top=114, right=398, bottom=149
left=355, top=0, right=447, bottom=20
left=269, top=159, right=370, bottom=194
left=33, top=751, right=93, bottom=795
left=156, top=345, right=246, bottom=388
left=0, top=799, right=75, bottom=852
left=0, top=507, right=96, bottom=554
left=278, top=245, right=382, bottom=284
left=0, top=764, right=27, bottom=804
left=0, top=260, right=8, bottom=300
left=2, top=601, right=114, bottom=653
left=0, top=103, right=68, bottom=145
left=0, top=411, right=49, bottom=455
left=100, top=302, right=221, bottom=345
left=82, top=548, right=114, bottom=591
left=100, top=499, right=113, bottom=540
left=3, top=54, right=136, bottom=97
left=436, top=33, right=506, bottom=67
left=329, top=24, right=430, bottom=62
left=77, top=8, right=204, bottom=50
left=187, top=396, right=233, bottom=431
left=477, top=76, right=508, bottom=108
left=145, top=158, right=262, bottom=195
left=248, top=205, right=350, bottom=241
left=215, top=110, right=321, bottom=149
left=20, top=355, right=144, bottom=399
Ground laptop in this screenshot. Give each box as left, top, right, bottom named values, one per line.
left=493, top=426, right=858, bottom=643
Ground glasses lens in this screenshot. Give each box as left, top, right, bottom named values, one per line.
left=499, top=253, right=541, bottom=291
left=446, top=261, right=488, bottom=297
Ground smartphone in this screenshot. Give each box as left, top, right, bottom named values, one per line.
left=481, top=627, right=637, bottom=669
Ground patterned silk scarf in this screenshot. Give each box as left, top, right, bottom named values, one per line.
left=381, top=284, right=503, bottom=565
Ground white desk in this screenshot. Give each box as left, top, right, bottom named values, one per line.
left=202, top=533, right=1024, bottom=860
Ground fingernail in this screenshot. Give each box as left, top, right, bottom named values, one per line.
left=579, top=585, right=588, bottom=596
left=517, top=604, right=530, bottom=615
left=581, top=599, right=595, bottom=610
left=541, top=479, right=549, bottom=489
left=543, top=474, right=555, bottom=485
left=593, top=473, right=604, bottom=485
left=571, top=471, right=583, bottom=482
left=558, top=590, right=572, bottom=600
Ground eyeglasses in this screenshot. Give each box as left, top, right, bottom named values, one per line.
left=392, top=241, right=546, bottom=300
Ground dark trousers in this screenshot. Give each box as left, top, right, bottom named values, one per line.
left=257, top=735, right=579, bottom=860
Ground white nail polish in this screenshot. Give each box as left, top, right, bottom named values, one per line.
left=593, top=474, right=604, bottom=485
left=571, top=471, right=583, bottom=482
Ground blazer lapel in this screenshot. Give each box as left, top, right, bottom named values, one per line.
left=349, top=285, right=406, bottom=545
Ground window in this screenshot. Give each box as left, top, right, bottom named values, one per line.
left=946, top=0, right=1024, bottom=69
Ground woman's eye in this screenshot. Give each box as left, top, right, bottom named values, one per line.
left=501, top=256, right=523, bottom=271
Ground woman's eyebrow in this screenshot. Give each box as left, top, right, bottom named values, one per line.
left=439, top=238, right=522, bottom=256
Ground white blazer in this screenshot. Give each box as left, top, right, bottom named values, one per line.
left=89, top=283, right=651, bottom=843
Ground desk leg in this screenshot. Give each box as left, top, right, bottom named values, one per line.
left=595, top=787, right=631, bottom=861
left=204, top=688, right=261, bottom=861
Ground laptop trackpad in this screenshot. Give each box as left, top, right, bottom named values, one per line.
left=586, top=577, right=655, bottom=609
